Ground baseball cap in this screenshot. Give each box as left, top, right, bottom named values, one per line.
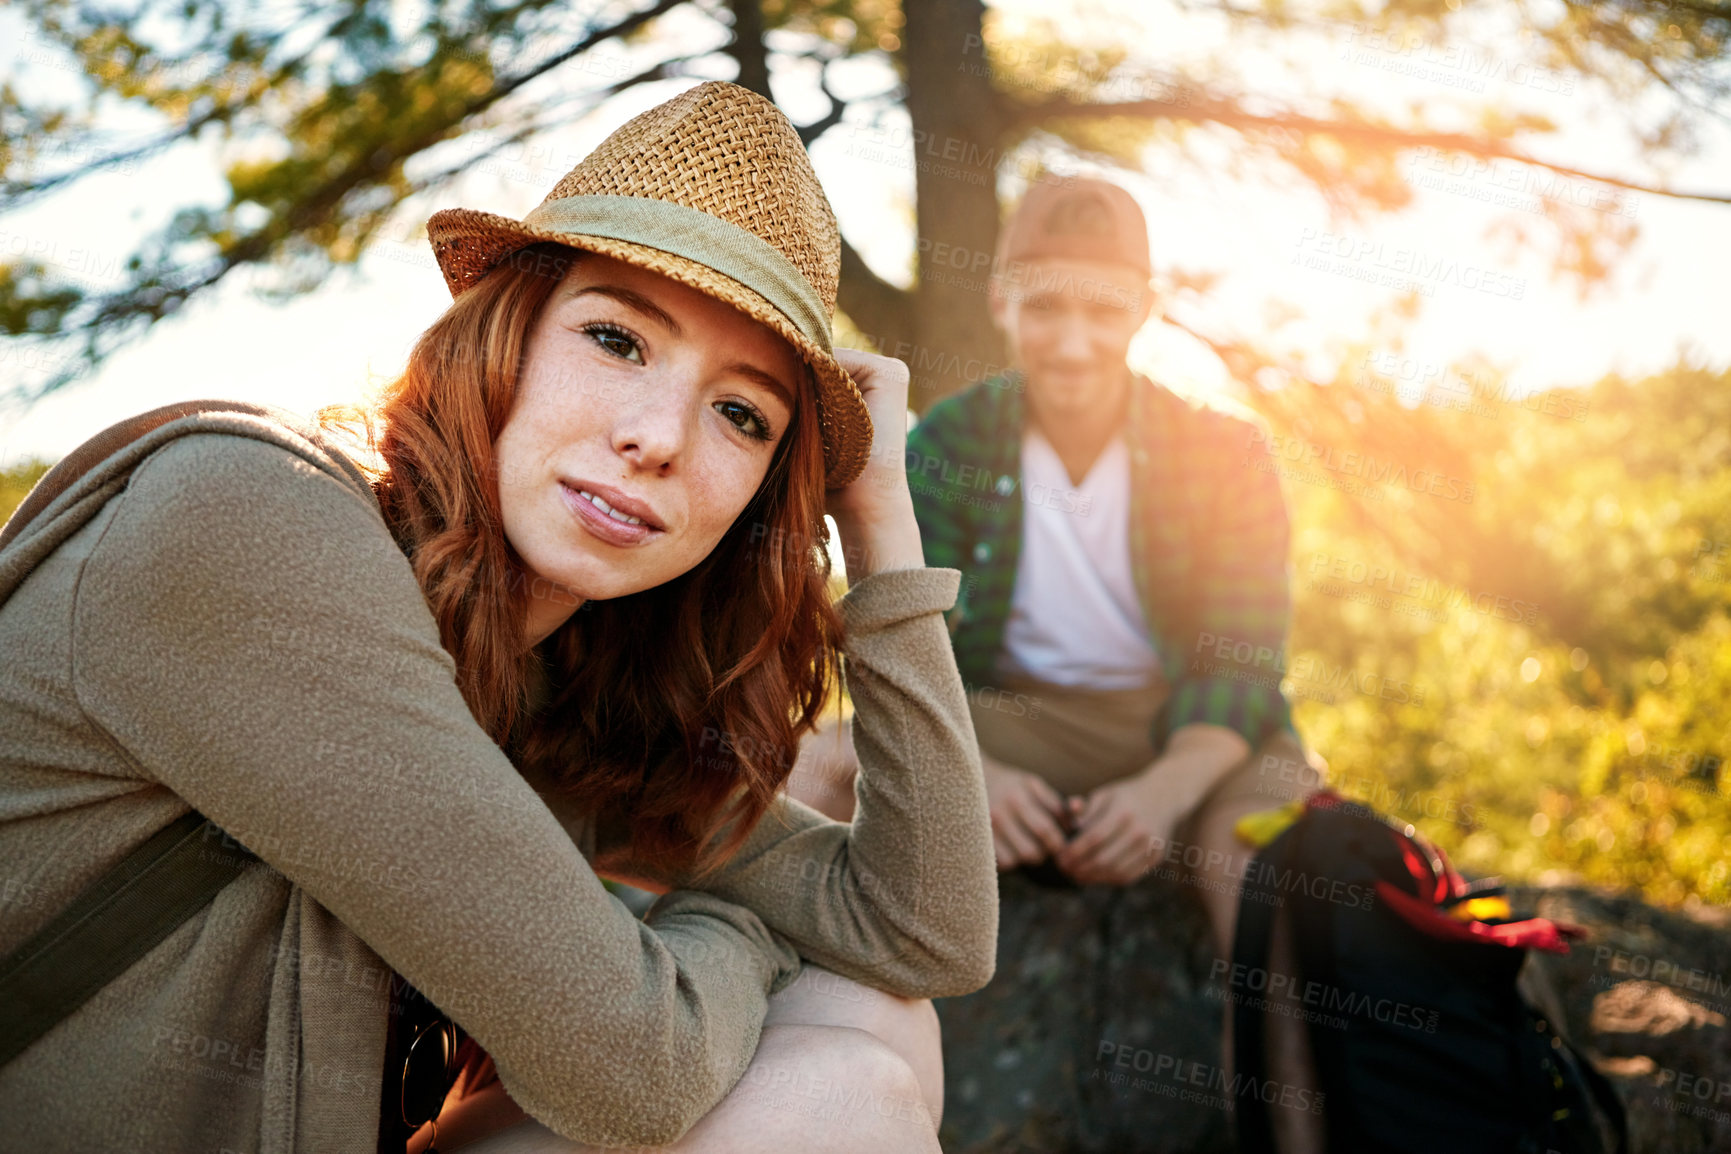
left=996, top=177, right=1151, bottom=280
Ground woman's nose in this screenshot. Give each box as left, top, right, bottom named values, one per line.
left=611, top=382, right=697, bottom=472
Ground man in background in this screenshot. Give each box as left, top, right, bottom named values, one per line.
left=788, top=175, right=1325, bottom=1152
left=793, top=175, right=1319, bottom=957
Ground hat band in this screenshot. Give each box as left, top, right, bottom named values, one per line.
left=522, top=194, right=831, bottom=354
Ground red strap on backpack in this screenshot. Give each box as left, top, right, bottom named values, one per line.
left=1373, top=884, right=1583, bottom=953
left=1305, top=791, right=1584, bottom=955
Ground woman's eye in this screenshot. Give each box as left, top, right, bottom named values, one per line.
left=715, top=400, right=772, bottom=442
left=584, top=323, right=643, bottom=364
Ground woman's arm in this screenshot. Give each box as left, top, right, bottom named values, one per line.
left=742, top=564, right=999, bottom=997
left=71, top=432, right=802, bottom=1149
left=594, top=565, right=999, bottom=998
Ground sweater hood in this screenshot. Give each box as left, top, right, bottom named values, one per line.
left=0, top=401, right=379, bottom=612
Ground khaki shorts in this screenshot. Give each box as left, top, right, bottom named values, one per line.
left=968, top=671, right=1321, bottom=823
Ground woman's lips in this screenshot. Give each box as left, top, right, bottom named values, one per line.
left=559, top=482, right=662, bottom=546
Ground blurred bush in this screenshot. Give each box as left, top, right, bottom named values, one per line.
left=1257, top=359, right=1730, bottom=909
left=1, top=461, right=49, bottom=524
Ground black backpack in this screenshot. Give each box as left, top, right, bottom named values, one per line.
left=1230, top=792, right=1627, bottom=1154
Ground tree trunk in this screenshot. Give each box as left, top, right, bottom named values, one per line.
left=899, top=0, right=1011, bottom=410
left=724, top=0, right=770, bottom=98
left=729, top=0, right=1011, bottom=413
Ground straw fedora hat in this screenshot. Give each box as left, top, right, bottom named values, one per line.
left=426, top=80, right=872, bottom=489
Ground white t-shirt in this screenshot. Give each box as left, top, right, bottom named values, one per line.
left=995, top=426, right=1163, bottom=689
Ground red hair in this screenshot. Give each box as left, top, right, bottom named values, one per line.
left=329, top=242, right=844, bottom=875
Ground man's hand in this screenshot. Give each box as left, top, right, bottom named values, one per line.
left=1052, top=771, right=1190, bottom=886
left=982, top=753, right=1071, bottom=871
left=1054, top=723, right=1252, bottom=886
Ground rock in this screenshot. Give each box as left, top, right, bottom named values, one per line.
left=1517, top=886, right=1731, bottom=1154
left=1589, top=980, right=1725, bottom=1039
left=935, top=876, right=1731, bottom=1153
left=935, top=868, right=1233, bottom=1154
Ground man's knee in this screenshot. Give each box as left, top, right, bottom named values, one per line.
left=1181, top=744, right=1319, bottom=865
left=1245, top=732, right=1326, bottom=806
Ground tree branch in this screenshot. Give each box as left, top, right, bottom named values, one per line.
left=1639, top=0, right=1731, bottom=17
left=2, top=112, right=221, bottom=207
left=1014, top=94, right=1731, bottom=205
left=458, top=0, right=690, bottom=123
left=797, top=61, right=848, bottom=146
left=1, top=29, right=338, bottom=209
left=1, top=1, right=689, bottom=211
left=396, top=54, right=697, bottom=197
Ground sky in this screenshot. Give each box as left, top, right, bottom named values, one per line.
left=1, top=0, right=1728, bottom=469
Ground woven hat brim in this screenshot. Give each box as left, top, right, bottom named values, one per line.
left=426, top=207, right=872, bottom=490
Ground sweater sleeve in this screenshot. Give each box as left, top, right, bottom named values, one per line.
left=599, top=566, right=999, bottom=999
left=69, top=433, right=802, bottom=1149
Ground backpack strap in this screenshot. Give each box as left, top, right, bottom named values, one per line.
left=1228, top=814, right=1303, bottom=1154
left=0, top=810, right=260, bottom=1065
left=1570, top=1034, right=1630, bottom=1154
left=1531, top=1009, right=1630, bottom=1154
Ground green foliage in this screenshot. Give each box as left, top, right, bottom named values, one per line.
left=761, top=0, right=907, bottom=55
left=0, top=460, right=51, bottom=525
left=4, top=0, right=1725, bottom=404
left=1, top=0, right=686, bottom=396
left=0, top=262, right=82, bottom=336
left=1256, top=359, right=1731, bottom=908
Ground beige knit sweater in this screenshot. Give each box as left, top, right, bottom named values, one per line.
left=0, top=409, right=997, bottom=1153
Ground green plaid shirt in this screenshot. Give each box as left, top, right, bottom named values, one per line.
left=904, top=370, right=1295, bottom=751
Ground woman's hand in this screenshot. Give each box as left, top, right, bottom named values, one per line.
left=982, top=753, right=1071, bottom=872
left=825, top=348, right=924, bottom=585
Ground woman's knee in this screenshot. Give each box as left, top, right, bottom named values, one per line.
left=765, top=965, right=933, bottom=1042
left=436, top=1021, right=940, bottom=1154
left=763, top=966, right=944, bottom=1126
left=745, top=1024, right=940, bottom=1151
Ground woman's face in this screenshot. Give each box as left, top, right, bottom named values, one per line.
left=495, top=252, right=802, bottom=645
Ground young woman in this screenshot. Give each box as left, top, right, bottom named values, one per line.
left=0, top=82, right=997, bottom=1153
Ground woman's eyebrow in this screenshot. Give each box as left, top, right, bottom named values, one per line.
left=571, top=284, right=682, bottom=336
left=571, top=283, right=792, bottom=407
left=727, top=362, right=794, bottom=409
